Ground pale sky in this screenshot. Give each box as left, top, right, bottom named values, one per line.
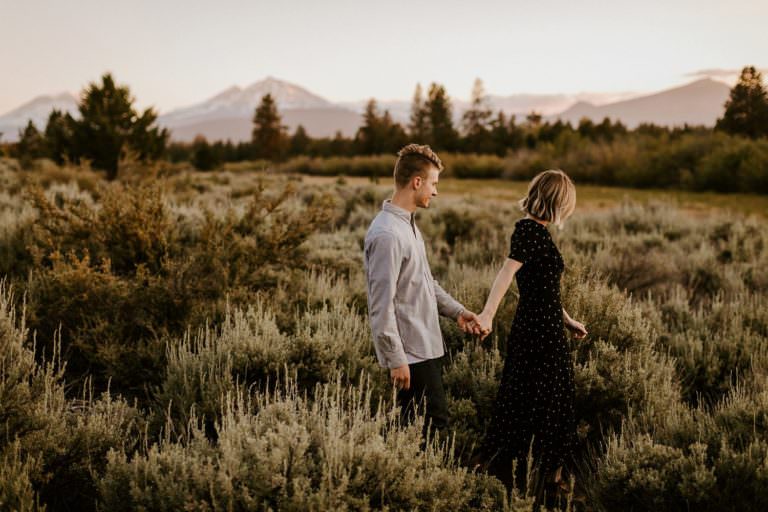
left=1, top=0, right=766, bottom=114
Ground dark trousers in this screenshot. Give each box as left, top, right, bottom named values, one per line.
left=396, top=356, right=449, bottom=440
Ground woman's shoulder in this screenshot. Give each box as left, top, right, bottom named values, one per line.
left=515, top=217, right=549, bottom=232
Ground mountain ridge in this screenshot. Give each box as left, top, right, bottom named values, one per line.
left=552, top=78, right=730, bottom=127
left=0, top=77, right=733, bottom=143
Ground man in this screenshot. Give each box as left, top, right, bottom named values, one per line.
left=363, top=143, right=483, bottom=438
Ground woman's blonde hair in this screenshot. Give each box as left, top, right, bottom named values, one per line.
left=517, top=169, right=576, bottom=227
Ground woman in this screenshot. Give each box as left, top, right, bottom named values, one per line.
left=475, top=169, right=587, bottom=500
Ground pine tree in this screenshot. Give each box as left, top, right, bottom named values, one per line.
left=330, top=130, right=352, bottom=156
left=289, top=125, right=311, bottom=156
left=354, top=100, right=407, bottom=155
left=425, top=83, right=458, bottom=151
left=356, top=99, right=382, bottom=154
left=409, top=83, right=429, bottom=143
left=381, top=110, right=408, bottom=153
left=462, top=79, right=492, bottom=134
left=577, top=117, right=596, bottom=140
left=69, top=73, right=168, bottom=179
left=252, top=93, right=288, bottom=160
left=191, top=135, right=219, bottom=170
left=507, top=114, right=524, bottom=150
left=716, top=66, right=768, bottom=139
left=44, top=109, right=74, bottom=165
left=15, top=121, right=46, bottom=167
left=489, top=111, right=509, bottom=156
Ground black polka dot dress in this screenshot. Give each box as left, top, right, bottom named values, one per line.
left=482, top=217, right=578, bottom=487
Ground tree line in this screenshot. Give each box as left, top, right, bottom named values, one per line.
left=3, top=67, right=768, bottom=176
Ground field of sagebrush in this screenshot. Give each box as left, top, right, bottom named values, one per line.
left=1, top=157, right=767, bottom=511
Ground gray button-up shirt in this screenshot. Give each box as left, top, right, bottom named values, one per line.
left=363, top=200, right=465, bottom=369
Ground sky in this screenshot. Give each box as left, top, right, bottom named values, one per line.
left=1, top=0, right=766, bottom=114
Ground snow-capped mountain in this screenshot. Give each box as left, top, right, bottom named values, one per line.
left=0, top=92, right=78, bottom=142
left=156, top=76, right=361, bottom=140
left=159, top=77, right=335, bottom=126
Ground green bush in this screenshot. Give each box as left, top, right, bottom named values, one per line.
left=156, top=300, right=384, bottom=437
left=0, top=284, right=141, bottom=511
left=103, top=376, right=510, bottom=511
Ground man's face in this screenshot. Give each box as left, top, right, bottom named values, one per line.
left=414, top=166, right=440, bottom=208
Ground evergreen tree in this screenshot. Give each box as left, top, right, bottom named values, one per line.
left=289, top=125, right=311, bottom=156
left=635, top=123, right=667, bottom=137
left=577, top=117, right=596, bottom=140
left=507, top=114, right=525, bottom=151
left=461, top=78, right=493, bottom=151
left=330, top=130, right=352, bottom=156
left=489, top=111, right=509, bottom=156
left=191, top=135, right=219, bottom=170
left=252, top=93, right=288, bottom=160
left=716, top=66, right=768, bottom=139
left=425, top=83, right=458, bottom=151
left=594, top=117, right=616, bottom=141
left=70, top=73, right=168, bottom=179
left=44, top=109, right=74, bottom=165
left=524, top=111, right=543, bottom=148
left=409, top=83, right=429, bottom=143
left=165, top=142, right=192, bottom=163
left=15, top=121, right=46, bottom=167
left=381, top=110, right=408, bottom=153
left=355, top=100, right=407, bottom=155
left=355, top=99, right=382, bottom=154
left=538, top=119, right=572, bottom=144
left=235, top=141, right=255, bottom=161
left=526, top=112, right=543, bottom=125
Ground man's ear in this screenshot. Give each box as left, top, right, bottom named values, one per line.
left=412, top=176, right=423, bottom=189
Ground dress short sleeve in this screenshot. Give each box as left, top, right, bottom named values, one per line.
left=508, top=220, right=539, bottom=264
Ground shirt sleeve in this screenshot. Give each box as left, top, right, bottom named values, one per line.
left=508, top=221, right=538, bottom=264
left=433, top=279, right=465, bottom=320
left=364, top=232, right=409, bottom=369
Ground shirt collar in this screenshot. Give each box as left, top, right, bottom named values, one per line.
left=382, top=199, right=415, bottom=226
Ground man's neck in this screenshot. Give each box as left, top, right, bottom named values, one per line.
left=390, top=191, right=417, bottom=213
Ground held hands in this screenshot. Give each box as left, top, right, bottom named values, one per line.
left=457, top=309, right=492, bottom=340
left=476, top=311, right=493, bottom=340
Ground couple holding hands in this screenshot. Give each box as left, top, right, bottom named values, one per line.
left=363, top=144, right=588, bottom=498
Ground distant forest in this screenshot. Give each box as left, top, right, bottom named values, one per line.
left=2, top=67, right=768, bottom=193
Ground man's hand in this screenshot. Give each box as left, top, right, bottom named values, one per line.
left=390, top=364, right=410, bottom=390
left=457, top=309, right=485, bottom=336
left=565, top=318, right=588, bottom=339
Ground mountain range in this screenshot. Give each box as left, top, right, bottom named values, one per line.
left=0, top=93, right=79, bottom=142
left=0, top=77, right=731, bottom=143
left=553, top=78, right=730, bottom=127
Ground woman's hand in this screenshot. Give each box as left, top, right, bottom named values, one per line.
left=476, top=311, right=493, bottom=340
left=565, top=318, right=588, bottom=339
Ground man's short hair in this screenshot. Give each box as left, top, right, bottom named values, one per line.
left=393, top=144, right=444, bottom=188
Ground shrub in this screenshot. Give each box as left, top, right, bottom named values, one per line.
left=103, top=376, right=510, bottom=511
left=0, top=284, right=141, bottom=511
left=156, top=300, right=384, bottom=438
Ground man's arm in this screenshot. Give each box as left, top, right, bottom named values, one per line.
left=365, top=232, right=409, bottom=369
left=434, top=279, right=484, bottom=335
left=433, top=279, right=465, bottom=320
